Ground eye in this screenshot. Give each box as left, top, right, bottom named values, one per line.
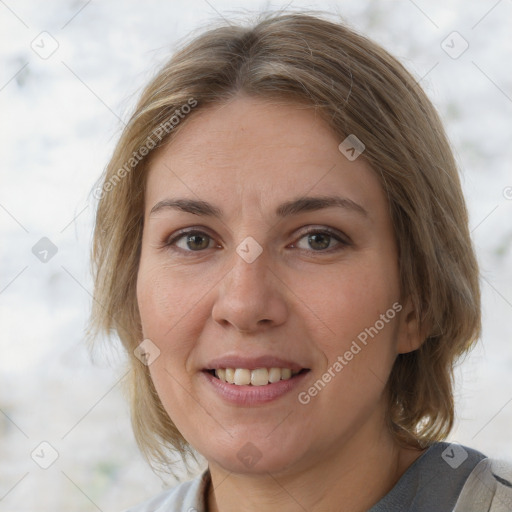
left=163, top=227, right=349, bottom=254
left=291, top=228, right=349, bottom=252
left=166, top=229, right=218, bottom=252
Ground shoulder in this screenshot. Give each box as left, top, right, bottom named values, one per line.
left=370, top=441, right=489, bottom=511
left=454, top=455, right=512, bottom=512
left=122, top=470, right=210, bottom=512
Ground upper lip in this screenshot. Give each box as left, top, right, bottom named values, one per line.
left=204, top=355, right=308, bottom=372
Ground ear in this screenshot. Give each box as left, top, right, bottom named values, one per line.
left=396, top=296, right=427, bottom=354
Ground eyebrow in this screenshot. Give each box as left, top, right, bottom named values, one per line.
left=149, top=195, right=368, bottom=218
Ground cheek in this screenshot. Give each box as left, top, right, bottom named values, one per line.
left=302, top=261, right=399, bottom=338
left=137, top=263, right=202, bottom=335
left=136, top=267, right=199, bottom=423
left=136, top=264, right=207, bottom=381
left=299, top=260, right=400, bottom=388
left=137, top=265, right=175, bottom=322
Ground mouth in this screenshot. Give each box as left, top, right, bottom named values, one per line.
left=205, top=367, right=310, bottom=386
left=201, top=356, right=311, bottom=405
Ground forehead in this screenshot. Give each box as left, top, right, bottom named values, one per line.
left=145, top=96, right=385, bottom=220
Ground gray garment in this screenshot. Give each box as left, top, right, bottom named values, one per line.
left=124, top=442, right=512, bottom=512
left=453, top=457, right=512, bottom=512
left=368, top=441, right=486, bottom=511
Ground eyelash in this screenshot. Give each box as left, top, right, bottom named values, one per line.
left=162, top=226, right=351, bottom=255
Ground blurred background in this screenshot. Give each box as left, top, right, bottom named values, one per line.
left=1, top=0, right=511, bottom=510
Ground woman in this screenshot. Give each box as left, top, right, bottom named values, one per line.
left=89, top=12, right=512, bottom=512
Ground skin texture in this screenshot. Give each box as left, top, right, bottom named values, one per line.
left=136, top=95, right=426, bottom=512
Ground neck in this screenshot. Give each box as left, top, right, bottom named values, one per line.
left=206, top=425, right=425, bottom=512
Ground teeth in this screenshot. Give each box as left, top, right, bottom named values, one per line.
left=214, top=367, right=301, bottom=386
left=234, top=369, right=251, bottom=386
left=281, top=368, right=292, bottom=380
left=251, top=368, right=268, bottom=386
left=268, top=367, right=282, bottom=383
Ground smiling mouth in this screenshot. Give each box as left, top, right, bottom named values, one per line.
left=205, top=368, right=310, bottom=386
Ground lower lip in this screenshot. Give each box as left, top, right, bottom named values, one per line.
left=201, top=370, right=310, bottom=406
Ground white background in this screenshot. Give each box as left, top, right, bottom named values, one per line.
left=1, top=0, right=511, bottom=510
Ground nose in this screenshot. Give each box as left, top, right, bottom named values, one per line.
left=211, top=246, right=288, bottom=333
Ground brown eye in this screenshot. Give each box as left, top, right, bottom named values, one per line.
left=307, top=232, right=332, bottom=250
left=293, top=228, right=348, bottom=252
left=184, top=233, right=211, bottom=250
left=167, top=230, right=215, bottom=251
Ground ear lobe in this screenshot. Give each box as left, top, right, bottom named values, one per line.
left=396, top=297, right=427, bottom=354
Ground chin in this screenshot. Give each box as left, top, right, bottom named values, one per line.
left=198, top=432, right=308, bottom=476
left=210, top=450, right=301, bottom=476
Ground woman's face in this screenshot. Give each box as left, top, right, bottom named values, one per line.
left=137, top=95, right=419, bottom=475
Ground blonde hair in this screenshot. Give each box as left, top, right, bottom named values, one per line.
left=89, top=11, right=481, bottom=468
